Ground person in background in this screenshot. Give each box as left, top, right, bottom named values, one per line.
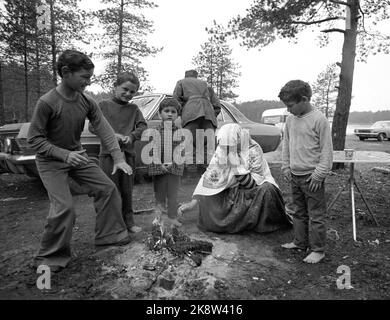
left=173, top=69, right=221, bottom=174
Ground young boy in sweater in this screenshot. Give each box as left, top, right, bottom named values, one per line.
left=93, top=72, right=147, bottom=233
left=279, top=80, right=333, bottom=264
left=27, top=50, right=133, bottom=272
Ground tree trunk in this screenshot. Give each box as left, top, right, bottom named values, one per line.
left=49, top=0, right=57, bottom=86
left=117, top=0, right=124, bottom=74
left=22, top=5, right=29, bottom=122
left=332, top=0, right=359, bottom=153
left=34, top=7, right=41, bottom=99
left=0, top=61, right=4, bottom=125
left=326, top=77, right=331, bottom=118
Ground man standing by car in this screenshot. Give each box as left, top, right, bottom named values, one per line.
left=173, top=69, right=221, bottom=172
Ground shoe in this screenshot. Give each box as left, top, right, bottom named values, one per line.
left=129, top=225, right=142, bottom=233
left=95, top=235, right=131, bottom=247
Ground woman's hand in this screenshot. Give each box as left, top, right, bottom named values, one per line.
left=177, top=199, right=198, bottom=217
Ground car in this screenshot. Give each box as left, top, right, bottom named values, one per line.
left=0, top=93, right=282, bottom=178
left=354, top=121, right=390, bottom=141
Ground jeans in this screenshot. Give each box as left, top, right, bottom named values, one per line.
left=291, top=173, right=327, bottom=252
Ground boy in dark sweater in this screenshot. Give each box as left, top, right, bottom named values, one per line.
left=27, top=50, right=133, bottom=272
left=93, top=72, right=147, bottom=233
left=148, top=98, right=184, bottom=227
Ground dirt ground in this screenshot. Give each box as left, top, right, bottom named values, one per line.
left=1, top=135, right=389, bottom=300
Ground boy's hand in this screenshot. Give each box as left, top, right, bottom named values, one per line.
left=282, top=168, right=292, bottom=183
left=122, top=135, right=133, bottom=145
left=112, top=161, right=133, bottom=175
left=115, top=133, right=125, bottom=142
left=66, top=150, right=89, bottom=167
left=306, top=175, right=323, bottom=192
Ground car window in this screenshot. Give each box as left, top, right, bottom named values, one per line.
left=222, top=103, right=247, bottom=123
left=131, top=96, right=160, bottom=118
left=221, top=108, right=234, bottom=123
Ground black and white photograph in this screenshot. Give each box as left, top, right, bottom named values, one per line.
left=0, top=0, right=389, bottom=303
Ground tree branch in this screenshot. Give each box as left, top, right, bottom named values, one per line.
left=321, top=28, right=346, bottom=34
left=329, top=0, right=350, bottom=7
left=291, top=16, right=344, bottom=25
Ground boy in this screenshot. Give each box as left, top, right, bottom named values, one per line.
left=27, top=50, right=133, bottom=272
left=148, top=98, right=184, bottom=227
left=279, top=80, right=333, bottom=264
left=92, top=72, right=147, bottom=233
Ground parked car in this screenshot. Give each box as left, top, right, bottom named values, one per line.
left=354, top=121, right=390, bottom=141
left=0, top=93, right=282, bottom=178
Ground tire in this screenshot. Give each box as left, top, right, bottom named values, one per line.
left=359, top=137, right=366, bottom=141
left=378, top=133, right=386, bottom=142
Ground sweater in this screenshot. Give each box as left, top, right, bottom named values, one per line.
left=94, top=98, right=147, bottom=156
left=281, top=109, right=333, bottom=181
left=27, top=88, right=123, bottom=164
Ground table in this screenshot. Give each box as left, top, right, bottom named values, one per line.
left=329, top=151, right=390, bottom=241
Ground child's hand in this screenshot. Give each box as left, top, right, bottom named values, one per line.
left=112, top=161, right=133, bottom=175
left=115, top=133, right=125, bottom=142
left=282, top=168, right=292, bottom=183
left=122, top=135, right=132, bottom=145
left=66, top=150, right=89, bottom=167
left=306, top=175, right=323, bottom=192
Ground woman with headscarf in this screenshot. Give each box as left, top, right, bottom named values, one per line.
left=178, top=123, right=292, bottom=233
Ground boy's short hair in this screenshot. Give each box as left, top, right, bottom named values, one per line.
left=278, top=80, right=312, bottom=103
left=159, top=98, right=181, bottom=113
left=185, top=69, right=198, bottom=78
left=56, top=50, right=94, bottom=78
left=114, top=72, right=140, bottom=90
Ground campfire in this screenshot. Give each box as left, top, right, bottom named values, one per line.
left=146, top=218, right=213, bottom=266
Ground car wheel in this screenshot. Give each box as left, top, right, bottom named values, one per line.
left=378, top=133, right=386, bottom=142
left=359, top=137, right=365, bottom=141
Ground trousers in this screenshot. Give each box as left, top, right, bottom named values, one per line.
left=291, top=173, right=327, bottom=252
left=99, top=153, right=135, bottom=228
left=153, top=173, right=180, bottom=219
left=35, top=155, right=129, bottom=267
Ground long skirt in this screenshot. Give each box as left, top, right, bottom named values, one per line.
left=198, top=182, right=292, bottom=234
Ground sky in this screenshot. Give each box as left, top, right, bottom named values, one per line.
left=83, top=0, right=390, bottom=112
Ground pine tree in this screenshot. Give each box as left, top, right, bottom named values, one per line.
left=212, top=0, right=390, bottom=151
left=312, top=63, right=339, bottom=118
left=193, top=23, right=241, bottom=101
left=93, top=0, right=160, bottom=89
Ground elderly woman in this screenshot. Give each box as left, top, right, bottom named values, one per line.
left=178, top=123, right=292, bottom=233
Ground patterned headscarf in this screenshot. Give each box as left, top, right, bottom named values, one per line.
left=193, top=123, right=277, bottom=196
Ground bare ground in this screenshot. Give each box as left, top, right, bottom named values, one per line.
left=0, top=135, right=389, bottom=300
